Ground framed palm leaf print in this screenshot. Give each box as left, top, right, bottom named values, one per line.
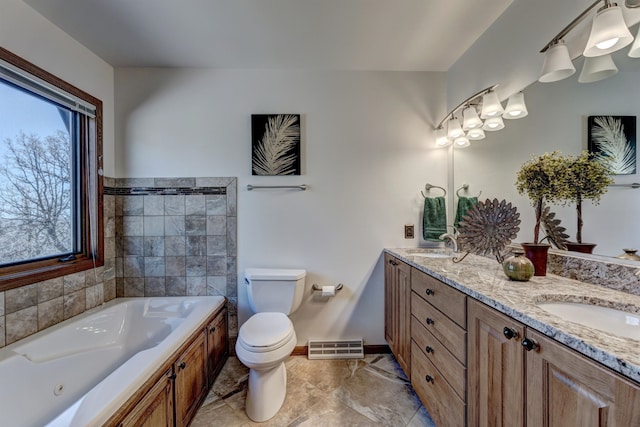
left=588, top=115, right=636, bottom=175
left=251, top=114, right=301, bottom=176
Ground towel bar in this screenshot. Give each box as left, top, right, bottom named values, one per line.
left=610, top=183, right=640, bottom=189
left=247, top=184, right=307, bottom=191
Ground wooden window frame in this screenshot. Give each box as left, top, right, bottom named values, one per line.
left=0, top=47, right=103, bottom=292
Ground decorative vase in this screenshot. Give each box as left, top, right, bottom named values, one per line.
left=565, top=242, right=596, bottom=254
left=520, top=243, right=550, bottom=276
left=502, top=250, right=535, bottom=281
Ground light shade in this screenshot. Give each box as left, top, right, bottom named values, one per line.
left=539, top=40, right=576, bottom=83
left=483, top=116, right=505, bottom=131
left=503, top=92, right=528, bottom=119
left=578, top=54, right=618, bottom=83
left=462, top=106, right=483, bottom=130
left=453, top=135, right=470, bottom=148
left=447, top=117, right=464, bottom=139
left=435, top=127, right=451, bottom=147
left=583, top=3, right=633, bottom=57
left=628, top=25, right=640, bottom=57
left=480, top=91, right=504, bottom=119
left=467, top=128, right=486, bottom=141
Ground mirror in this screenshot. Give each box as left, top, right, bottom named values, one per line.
left=453, top=55, right=640, bottom=258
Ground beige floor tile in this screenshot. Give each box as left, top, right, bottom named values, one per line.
left=197, top=355, right=432, bottom=427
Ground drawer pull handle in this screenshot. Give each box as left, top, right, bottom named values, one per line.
left=389, top=259, right=398, bottom=266
left=425, top=288, right=434, bottom=296
left=425, top=375, right=434, bottom=383
left=178, top=361, right=187, bottom=369
left=522, top=337, right=539, bottom=352
left=425, top=346, right=434, bottom=354
left=503, top=327, right=519, bottom=340
left=426, top=318, right=435, bottom=325
left=209, top=326, right=216, bottom=333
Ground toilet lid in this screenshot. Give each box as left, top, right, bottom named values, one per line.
left=239, top=312, right=294, bottom=352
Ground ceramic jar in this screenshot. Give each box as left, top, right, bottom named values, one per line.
left=503, top=250, right=535, bottom=281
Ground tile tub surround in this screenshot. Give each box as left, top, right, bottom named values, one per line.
left=385, top=248, right=640, bottom=383
left=192, top=355, right=435, bottom=427
left=107, top=177, right=238, bottom=339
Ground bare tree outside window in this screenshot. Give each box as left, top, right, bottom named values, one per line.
left=0, top=130, right=73, bottom=265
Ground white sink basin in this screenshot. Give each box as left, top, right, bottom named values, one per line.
left=536, top=302, right=640, bottom=340
left=404, top=249, right=452, bottom=259
left=409, top=252, right=451, bottom=259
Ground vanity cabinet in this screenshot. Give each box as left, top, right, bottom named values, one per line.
left=526, top=329, right=640, bottom=426
left=384, top=253, right=412, bottom=376
left=410, top=268, right=467, bottom=427
left=468, top=299, right=640, bottom=427
left=467, top=299, right=525, bottom=427
left=206, top=307, right=228, bottom=386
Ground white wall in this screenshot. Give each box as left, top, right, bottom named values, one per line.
left=454, top=68, right=640, bottom=257
left=1, top=0, right=115, bottom=177
left=114, top=68, right=447, bottom=344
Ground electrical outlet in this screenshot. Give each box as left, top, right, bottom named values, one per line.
left=404, top=224, right=415, bottom=239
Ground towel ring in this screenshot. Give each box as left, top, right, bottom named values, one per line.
left=421, top=183, right=446, bottom=198
left=456, top=184, right=481, bottom=198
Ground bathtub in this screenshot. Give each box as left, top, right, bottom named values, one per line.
left=0, top=296, right=226, bottom=427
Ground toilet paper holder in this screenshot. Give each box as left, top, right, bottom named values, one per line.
left=311, top=283, right=344, bottom=292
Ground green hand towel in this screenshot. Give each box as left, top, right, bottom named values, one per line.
left=423, top=196, right=447, bottom=241
left=455, top=196, right=478, bottom=229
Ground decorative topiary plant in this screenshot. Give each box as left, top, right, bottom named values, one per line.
left=557, top=150, right=613, bottom=244
left=515, top=151, right=573, bottom=244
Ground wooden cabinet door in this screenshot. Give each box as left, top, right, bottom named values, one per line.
left=207, top=307, right=228, bottom=386
left=468, top=299, right=525, bottom=427
left=525, top=329, right=640, bottom=427
left=118, top=368, right=174, bottom=427
left=175, top=331, right=208, bottom=427
left=384, top=254, right=411, bottom=376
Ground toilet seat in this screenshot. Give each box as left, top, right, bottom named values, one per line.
left=238, top=312, right=294, bottom=353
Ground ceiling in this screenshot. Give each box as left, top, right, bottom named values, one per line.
left=23, top=0, right=512, bottom=71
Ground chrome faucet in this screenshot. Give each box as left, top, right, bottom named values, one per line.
left=439, top=233, right=458, bottom=253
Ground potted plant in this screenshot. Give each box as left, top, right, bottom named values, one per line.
left=558, top=151, right=613, bottom=253
left=515, top=151, right=572, bottom=275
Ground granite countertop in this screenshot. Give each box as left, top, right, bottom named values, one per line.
left=385, top=247, right=640, bottom=383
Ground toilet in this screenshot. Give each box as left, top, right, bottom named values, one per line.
left=235, top=268, right=306, bottom=422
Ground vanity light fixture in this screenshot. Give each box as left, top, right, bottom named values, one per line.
left=539, top=0, right=638, bottom=83
left=467, top=128, right=486, bottom=141
left=434, top=85, right=519, bottom=148
left=482, top=116, right=505, bottom=131
left=583, top=1, right=633, bottom=57
left=462, top=106, right=483, bottom=130
left=434, top=127, right=452, bottom=147
left=578, top=54, right=619, bottom=82
left=480, top=90, right=504, bottom=119
left=453, top=135, right=470, bottom=148
left=447, top=117, right=464, bottom=139
left=503, top=92, right=528, bottom=119
left=538, top=39, right=576, bottom=82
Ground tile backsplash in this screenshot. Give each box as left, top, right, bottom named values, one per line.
left=0, top=176, right=238, bottom=348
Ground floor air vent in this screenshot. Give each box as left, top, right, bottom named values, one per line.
left=307, top=339, right=364, bottom=360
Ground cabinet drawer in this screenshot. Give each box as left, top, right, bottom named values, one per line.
left=411, top=315, right=466, bottom=399
left=412, top=291, right=466, bottom=362
left=411, top=341, right=465, bottom=427
left=412, top=268, right=466, bottom=327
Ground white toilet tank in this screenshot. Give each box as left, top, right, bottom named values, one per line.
left=245, top=268, right=306, bottom=315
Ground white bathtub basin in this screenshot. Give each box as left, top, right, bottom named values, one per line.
left=536, top=302, right=640, bottom=340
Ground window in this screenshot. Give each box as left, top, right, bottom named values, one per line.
left=0, top=47, right=103, bottom=291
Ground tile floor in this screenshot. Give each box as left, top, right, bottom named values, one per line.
left=192, top=354, right=436, bottom=426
